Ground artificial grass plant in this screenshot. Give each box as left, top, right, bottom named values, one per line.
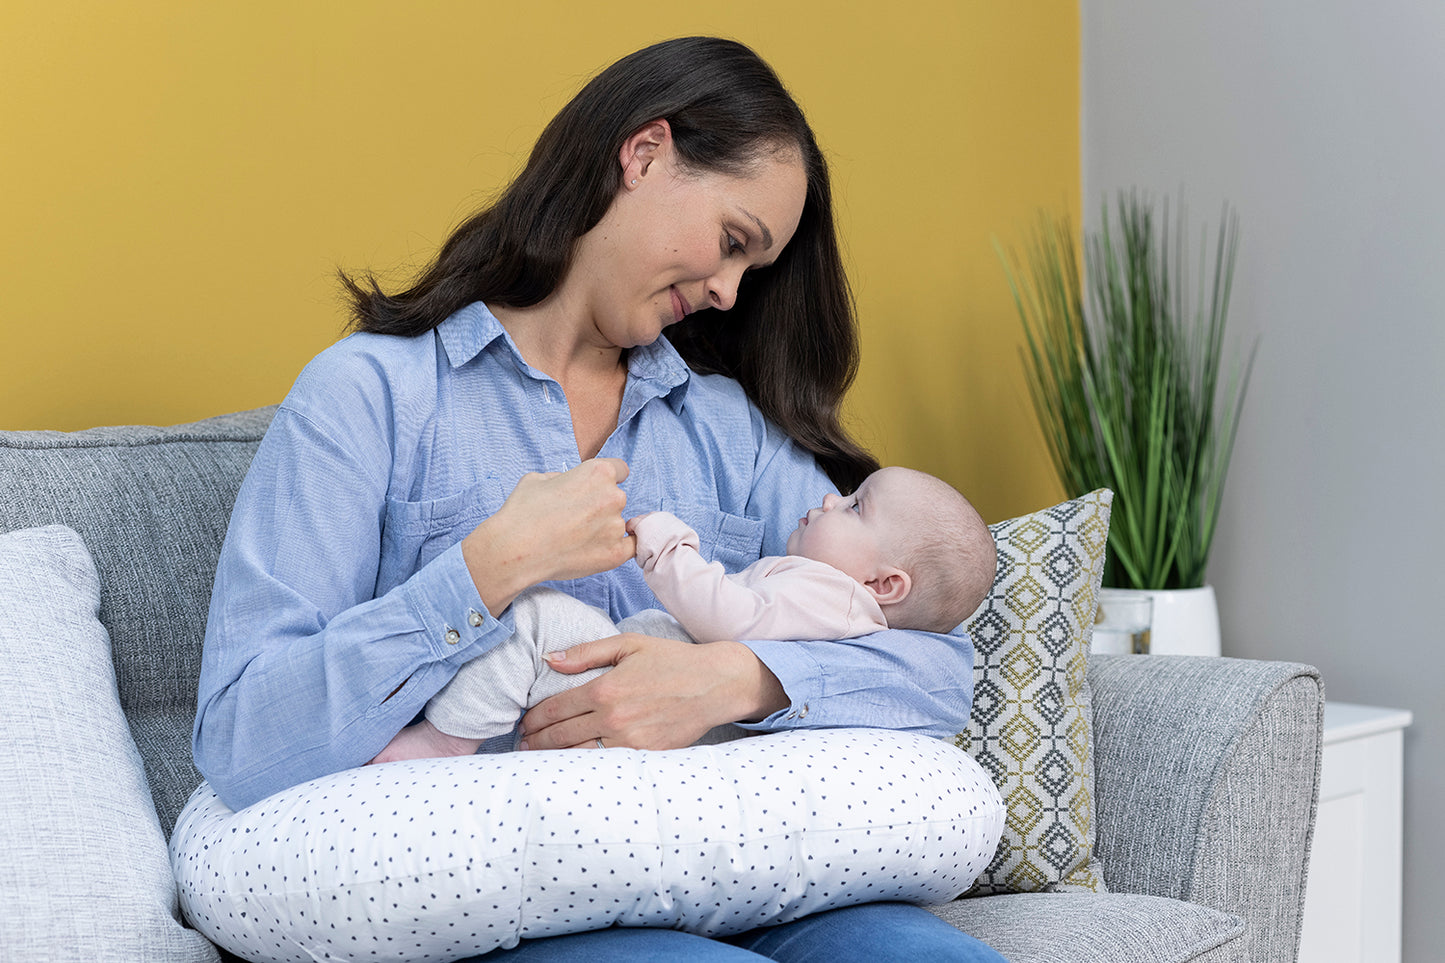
left=1001, top=193, right=1257, bottom=589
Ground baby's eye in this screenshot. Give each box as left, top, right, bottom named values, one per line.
left=850, top=501, right=861, bottom=513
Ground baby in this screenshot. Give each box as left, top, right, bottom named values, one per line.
left=372, top=466, right=997, bottom=763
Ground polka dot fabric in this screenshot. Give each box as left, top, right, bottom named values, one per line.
left=171, top=729, right=1002, bottom=962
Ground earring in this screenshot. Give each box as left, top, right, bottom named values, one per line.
left=631, top=178, right=638, bottom=185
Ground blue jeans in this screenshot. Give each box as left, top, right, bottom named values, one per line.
left=466, top=902, right=1005, bottom=961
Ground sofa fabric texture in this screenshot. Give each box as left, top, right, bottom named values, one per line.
left=0, top=407, right=1323, bottom=962
left=0, top=525, right=220, bottom=963
left=1088, top=655, right=1324, bottom=963
left=0, top=407, right=275, bottom=836
left=928, top=892, right=1243, bottom=963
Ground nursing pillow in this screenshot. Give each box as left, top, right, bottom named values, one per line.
left=172, top=728, right=1003, bottom=962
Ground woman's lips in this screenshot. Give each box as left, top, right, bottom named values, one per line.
left=670, top=286, right=692, bottom=323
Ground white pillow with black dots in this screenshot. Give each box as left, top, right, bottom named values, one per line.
left=171, top=728, right=1003, bottom=963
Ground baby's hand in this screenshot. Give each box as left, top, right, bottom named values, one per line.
left=624, top=512, right=655, bottom=536
left=624, top=511, right=699, bottom=573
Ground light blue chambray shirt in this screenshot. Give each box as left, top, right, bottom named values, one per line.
left=194, top=302, right=976, bottom=811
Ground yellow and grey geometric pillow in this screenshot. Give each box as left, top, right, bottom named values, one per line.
left=957, top=489, right=1112, bottom=894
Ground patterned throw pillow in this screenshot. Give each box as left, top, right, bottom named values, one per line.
left=958, top=489, right=1113, bottom=894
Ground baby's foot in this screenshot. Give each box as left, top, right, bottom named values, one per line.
left=369, top=720, right=483, bottom=764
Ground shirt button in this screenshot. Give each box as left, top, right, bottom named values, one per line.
left=444, top=626, right=461, bottom=645
left=798, top=704, right=810, bottom=719
left=467, top=610, right=484, bottom=628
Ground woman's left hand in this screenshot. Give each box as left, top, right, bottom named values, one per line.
left=518, top=634, right=789, bottom=750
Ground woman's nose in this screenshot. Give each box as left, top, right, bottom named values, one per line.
left=706, top=265, right=744, bottom=312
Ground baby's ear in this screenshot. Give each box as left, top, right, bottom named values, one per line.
left=864, top=567, right=911, bottom=606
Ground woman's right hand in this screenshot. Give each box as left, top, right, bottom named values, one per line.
left=461, top=458, right=634, bottom=615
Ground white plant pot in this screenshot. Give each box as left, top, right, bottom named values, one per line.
left=1095, top=586, right=1222, bottom=657
left=1145, top=586, right=1221, bottom=657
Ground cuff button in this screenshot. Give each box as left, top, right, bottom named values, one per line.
left=444, top=626, right=461, bottom=645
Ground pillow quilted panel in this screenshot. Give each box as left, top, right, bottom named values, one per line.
left=172, top=729, right=1004, bottom=962
left=958, top=489, right=1112, bottom=894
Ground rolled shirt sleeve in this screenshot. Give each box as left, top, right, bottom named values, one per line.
left=739, top=628, right=976, bottom=737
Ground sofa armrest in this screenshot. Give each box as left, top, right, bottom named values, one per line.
left=1088, top=654, right=1323, bottom=963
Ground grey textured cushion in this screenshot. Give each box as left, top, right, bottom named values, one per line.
left=929, top=892, right=1242, bottom=963
left=0, top=407, right=274, bottom=835
left=0, top=525, right=219, bottom=963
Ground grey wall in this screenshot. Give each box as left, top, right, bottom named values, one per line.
left=1081, top=2, right=1444, bottom=959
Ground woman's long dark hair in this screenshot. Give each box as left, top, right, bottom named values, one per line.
left=340, top=36, right=878, bottom=491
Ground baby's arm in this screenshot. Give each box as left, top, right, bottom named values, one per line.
left=627, top=512, right=884, bottom=642
left=628, top=513, right=734, bottom=641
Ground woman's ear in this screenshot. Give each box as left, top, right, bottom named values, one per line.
left=864, top=567, right=911, bottom=607
left=619, top=119, right=672, bottom=189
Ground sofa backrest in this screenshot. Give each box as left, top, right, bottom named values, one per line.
left=0, top=407, right=275, bottom=834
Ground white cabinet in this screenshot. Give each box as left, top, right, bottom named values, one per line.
left=1298, top=702, right=1411, bottom=963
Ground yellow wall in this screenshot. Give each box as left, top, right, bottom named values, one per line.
left=0, top=1, right=1077, bottom=521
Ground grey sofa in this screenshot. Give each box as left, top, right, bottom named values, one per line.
left=0, top=407, right=1322, bottom=963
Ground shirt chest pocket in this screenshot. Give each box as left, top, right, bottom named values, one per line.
left=661, top=499, right=766, bottom=575
left=377, top=478, right=510, bottom=595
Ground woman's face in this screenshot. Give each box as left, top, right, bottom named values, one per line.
left=574, top=136, right=808, bottom=351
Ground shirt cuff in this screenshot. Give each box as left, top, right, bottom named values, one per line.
left=735, top=638, right=824, bottom=727
left=401, top=541, right=504, bottom=661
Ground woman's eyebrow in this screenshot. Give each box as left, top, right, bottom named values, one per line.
left=737, top=208, right=774, bottom=250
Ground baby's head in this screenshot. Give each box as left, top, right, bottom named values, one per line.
left=786, top=466, right=997, bottom=633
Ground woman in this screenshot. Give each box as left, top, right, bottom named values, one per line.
left=194, top=36, right=1002, bottom=961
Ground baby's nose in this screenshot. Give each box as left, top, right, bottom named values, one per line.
left=821, top=492, right=841, bottom=511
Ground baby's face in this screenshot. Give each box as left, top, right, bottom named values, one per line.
left=786, top=469, right=911, bottom=582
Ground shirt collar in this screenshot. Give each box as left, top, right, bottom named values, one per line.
left=437, top=301, right=692, bottom=411
left=437, top=301, right=509, bottom=368
left=626, top=334, right=692, bottom=412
